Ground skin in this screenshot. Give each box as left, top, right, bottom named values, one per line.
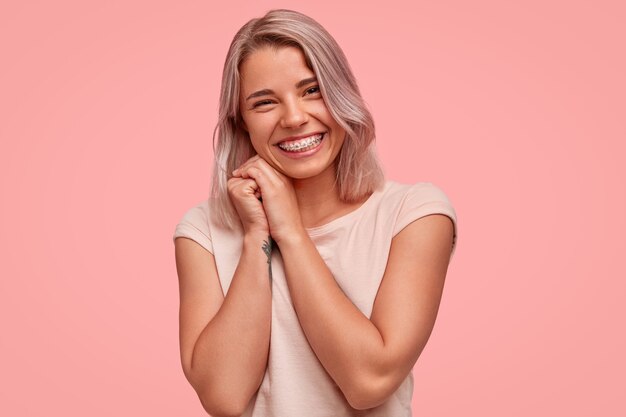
left=175, top=45, right=455, bottom=414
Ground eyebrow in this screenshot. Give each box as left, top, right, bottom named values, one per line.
left=245, top=76, right=318, bottom=101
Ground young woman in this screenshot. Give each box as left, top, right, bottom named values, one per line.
left=173, top=9, right=458, bottom=417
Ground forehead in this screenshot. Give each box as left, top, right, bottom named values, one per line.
left=239, top=46, right=315, bottom=92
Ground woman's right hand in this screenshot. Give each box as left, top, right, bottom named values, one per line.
left=227, top=176, right=269, bottom=235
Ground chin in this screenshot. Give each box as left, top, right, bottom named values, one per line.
left=278, top=167, right=319, bottom=180
left=279, top=160, right=337, bottom=181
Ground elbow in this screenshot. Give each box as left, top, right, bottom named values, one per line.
left=344, top=373, right=396, bottom=411
left=196, top=383, right=251, bottom=417
left=184, top=365, right=254, bottom=416
left=199, top=399, right=247, bottom=417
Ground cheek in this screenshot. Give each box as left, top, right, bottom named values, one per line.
left=245, top=114, right=275, bottom=137
left=310, top=102, right=332, bottom=119
left=312, top=105, right=342, bottom=132
left=248, top=135, right=268, bottom=155
left=247, top=131, right=276, bottom=159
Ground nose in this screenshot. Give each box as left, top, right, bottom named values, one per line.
left=280, top=98, right=308, bottom=129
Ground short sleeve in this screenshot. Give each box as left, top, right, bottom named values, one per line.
left=172, top=201, right=213, bottom=254
left=393, top=183, right=458, bottom=259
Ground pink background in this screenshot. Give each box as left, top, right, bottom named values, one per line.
left=1, top=0, right=624, bottom=415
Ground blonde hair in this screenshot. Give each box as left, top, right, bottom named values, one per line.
left=211, top=9, right=384, bottom=229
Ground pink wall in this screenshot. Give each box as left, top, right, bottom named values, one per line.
left=1, top=0, right=624, bottom=415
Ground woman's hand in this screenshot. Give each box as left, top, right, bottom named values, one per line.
left=232, top=156, right=304, bottom=244
left=227, top=172, right=269, bottom=235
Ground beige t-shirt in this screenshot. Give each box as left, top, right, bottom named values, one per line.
left=173, top=181, right=458, bottom=416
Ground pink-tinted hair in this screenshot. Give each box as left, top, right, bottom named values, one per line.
left=211, top=9, right=384, bottom=229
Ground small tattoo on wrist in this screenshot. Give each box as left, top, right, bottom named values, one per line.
left=262, top=236, right=273, bottom=284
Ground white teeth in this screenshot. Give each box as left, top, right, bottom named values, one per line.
left=278, top=133, right=323, bottom=152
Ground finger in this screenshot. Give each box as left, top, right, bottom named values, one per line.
left=228, top=177, right=259, bottom=197
left=241, top=178, right=259, bottom=195
left=255, top=158, right=283, bottom=178
left=227, top=176, right=253, bottom=189
left=240, top=159, right=285, bottom=189
left=236, top=155, right=265, bottom=175
left=232, top=154, right=261, bottom=176
left=244, top=164, right=282, bottom=189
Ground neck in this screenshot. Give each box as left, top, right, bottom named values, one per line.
left=291, top=165, right=345, bottom=229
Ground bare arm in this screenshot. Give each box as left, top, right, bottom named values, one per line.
left=232, top=157, right=455, bottom=410
left=175, top=230, right=272, bottom=416
left=176, top=174, right=273, bottom=415
left=276, top=214, right=455, bottom=410
left=176, top=171, right=272, bottom=417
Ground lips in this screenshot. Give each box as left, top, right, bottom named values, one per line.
left=277, top=132, right=325, bottom=152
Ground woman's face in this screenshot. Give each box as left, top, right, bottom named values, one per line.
left=238, top=46, right=346, bottom=180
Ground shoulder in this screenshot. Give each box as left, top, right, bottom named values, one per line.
left=172, top=199, right=214, bottom=253
left=384, top=180, right=458, bottom=258
left=374, top=181, right=455, bottom=213
left=173, top=199, right=244, bottom=254
left=380, top=180, right=451, bottom=202
left=177, top=199, right=213, bottom=230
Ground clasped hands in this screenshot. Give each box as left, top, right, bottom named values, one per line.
left=228, top=155, right=305, bottom=245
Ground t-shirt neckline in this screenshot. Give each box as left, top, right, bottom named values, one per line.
left=305, top=182, right=389, bottom=236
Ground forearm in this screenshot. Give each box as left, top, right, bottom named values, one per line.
left=276, top=232, right=388, bottom=404
left=190, top=232, right=272, bottom=413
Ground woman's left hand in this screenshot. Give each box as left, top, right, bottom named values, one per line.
left=232, top=156, right=305, bottom=244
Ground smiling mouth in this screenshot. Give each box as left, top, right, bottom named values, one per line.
left=277, top=133, right=325, bottom=152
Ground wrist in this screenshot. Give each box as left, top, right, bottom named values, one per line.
left=244, top=229, right=271, bottom=244
left=272, top=227, right=309, bottom=248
